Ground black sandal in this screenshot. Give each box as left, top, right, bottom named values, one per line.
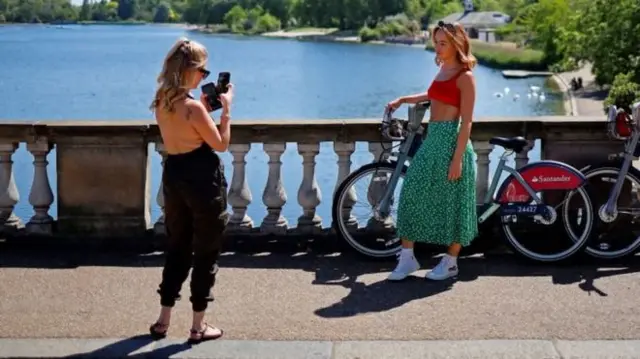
left=187, top=323, right=224, bottom=344
left=149, top=322, right=169, bottom=340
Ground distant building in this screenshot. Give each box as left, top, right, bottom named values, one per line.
left=436, top=0, right=511, bottom=43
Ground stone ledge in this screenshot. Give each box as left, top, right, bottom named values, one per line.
left=0, top=116, right=611, bottom=146
left=0, top=339, right=639, bottom=359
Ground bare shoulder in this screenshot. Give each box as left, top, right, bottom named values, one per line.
left=457, top=70, right=475, bottom=88
left=184, top=98, right=208, bottom=121
left=184, top=98, right=206, bottom=112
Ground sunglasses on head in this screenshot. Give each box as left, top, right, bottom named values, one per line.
left=437, top=21, right=456, bottom=32
left=178, top=40, right=209, bottom=79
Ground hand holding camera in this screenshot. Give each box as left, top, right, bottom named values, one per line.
left=219, top=83, right=233, bottom=113
left=200, top=72, right=233, bottom=114
left=200, top=93, right=213, bottom=112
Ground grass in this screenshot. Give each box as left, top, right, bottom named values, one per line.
left=284, top=27, right=338, bottom=34
left=194, top=22, right=546, bottom=72
left=77, top=20, right=148, bottom=25
left=196, top=25, right=358, bottom=39
left=193, top=24, right=230, bottom=33
left=426, top=40, right=548, bottom=71
left=544, top=77, right=561, bottom=92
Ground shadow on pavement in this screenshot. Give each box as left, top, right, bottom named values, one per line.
left=63, top=335, right=191, bottom=358
left=311, top=267, right=455, bottom=318
left=2, top=240, right=639, bottom=318
left=575, top=86, right=608, bottom=101
left=287, top=252, right=639, bottom=318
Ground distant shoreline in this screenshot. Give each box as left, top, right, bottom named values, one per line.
left=191, top=25, right=427, bottom=49
left=3, top=21, right=573, bottom=114
left=0, top=21, right=196, bottom=29
left=192, top=26, right=576, bottom=116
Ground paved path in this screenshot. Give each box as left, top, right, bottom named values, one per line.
left=0, top=246, right=639, bottom=357
left=2, top=338, right=640, bottom=358
left=557, top=63, right=608, bottom=116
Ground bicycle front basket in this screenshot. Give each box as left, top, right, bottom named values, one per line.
left=381, top=110, right=408, bottom=140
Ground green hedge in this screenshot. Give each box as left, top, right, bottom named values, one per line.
left=603, top=72, right=640, bottom=114
left=359, top=15, right=420, bottom=43
left=425, top=40, right=548, bottom=71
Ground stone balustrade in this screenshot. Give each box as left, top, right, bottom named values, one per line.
left=0, top=113, right=622, bottom=242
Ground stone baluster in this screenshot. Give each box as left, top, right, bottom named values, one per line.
left=0, top=142, right=21, bottom=233
left=154, top=142, right=168, bottom=235
left=26, top=139, right=54, bottom=235
left=366, top=142, right=394, bottom=231
left=473, top=141, right=494, bottom=204
left=261, top=143, right=287, bottom=234
left=297, top=143, right=322, bottom=234
left=333, top=142, right=357, bottom=230
left=515, top=141, right=533, bottom=169
left=227, top=144, right=253, bottom=233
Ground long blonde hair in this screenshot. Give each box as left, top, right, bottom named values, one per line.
left=150, top=37, right=208, bottom=113
left=432, top=21, right=477, bottom=70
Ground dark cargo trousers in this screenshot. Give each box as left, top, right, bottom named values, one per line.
left=156, top=144, right=229, bottom=312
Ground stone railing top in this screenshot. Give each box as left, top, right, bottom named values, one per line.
left=0, top=116, right=609, bottom=144
left=0, top=116, right=607, bottom=126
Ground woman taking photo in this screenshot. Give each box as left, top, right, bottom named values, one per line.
left=148, top=38, right=233, bottom=343
left=386, top=21, right=478, bottom=281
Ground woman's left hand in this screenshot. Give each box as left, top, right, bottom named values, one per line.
left=448, top=158, right=462, bottom=181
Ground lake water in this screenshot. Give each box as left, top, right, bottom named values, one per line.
left=0, top=24, right=561, bottom=227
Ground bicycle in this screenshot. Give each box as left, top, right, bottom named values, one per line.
left=579, top=101, right=640, bottom=259
left=332, top=102, right=594, bottom=262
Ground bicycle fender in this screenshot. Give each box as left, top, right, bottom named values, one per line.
left=495, top=160, right=586, bottom=204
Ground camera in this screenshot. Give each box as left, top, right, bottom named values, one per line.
left=201, top=72, right=231, bottom=112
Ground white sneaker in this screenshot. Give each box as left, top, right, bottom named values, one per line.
left=425, top=255, right=459, bottom=281
left=387, top=249, right=420, bottom=281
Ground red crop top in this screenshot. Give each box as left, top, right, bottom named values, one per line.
left=427, top=70, right=466, bottom=108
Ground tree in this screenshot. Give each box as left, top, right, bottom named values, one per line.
left=153, top=2, right=171, bottom=22
left=223, top=4, right=248, bottom=32
left=117, top=0, right=139, bottom=20
left=575, top=0, right=640, bottom=86
left=79, top=0, right=92, bottom=20
left=515, top=0, right=573, bottom=65
left=604, top=72, right=640, bottom=113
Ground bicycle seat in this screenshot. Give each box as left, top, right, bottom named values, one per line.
left=489, top=136, right=529, bottom=153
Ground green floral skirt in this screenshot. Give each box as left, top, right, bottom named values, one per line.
left=396, top=120, right=478, bottom=246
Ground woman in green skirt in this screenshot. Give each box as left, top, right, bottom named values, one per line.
left=386, top=21, right=479, bottom=281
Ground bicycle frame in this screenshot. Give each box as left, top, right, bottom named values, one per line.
left=602, top=129, right=640, bottom=215
left=377, top=103, right=428, bottom=218
left=375, top=105, right=545, bottom=222
left=376, top=130, right=418, bottom=218
left=477, top=150, right=545, bottom=224
left=377, top=142, right=546, bottom=223
left=592, top=102, right=640, bottom=218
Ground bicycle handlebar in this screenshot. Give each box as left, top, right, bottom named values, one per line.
left=381, top=101, right=431, bottom=142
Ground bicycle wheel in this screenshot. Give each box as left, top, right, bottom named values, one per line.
left=501, top=185, right=594, bottom=262
left=582, top=163, right=640, bottom=259
left=332, top=162, right=407, bottom=259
